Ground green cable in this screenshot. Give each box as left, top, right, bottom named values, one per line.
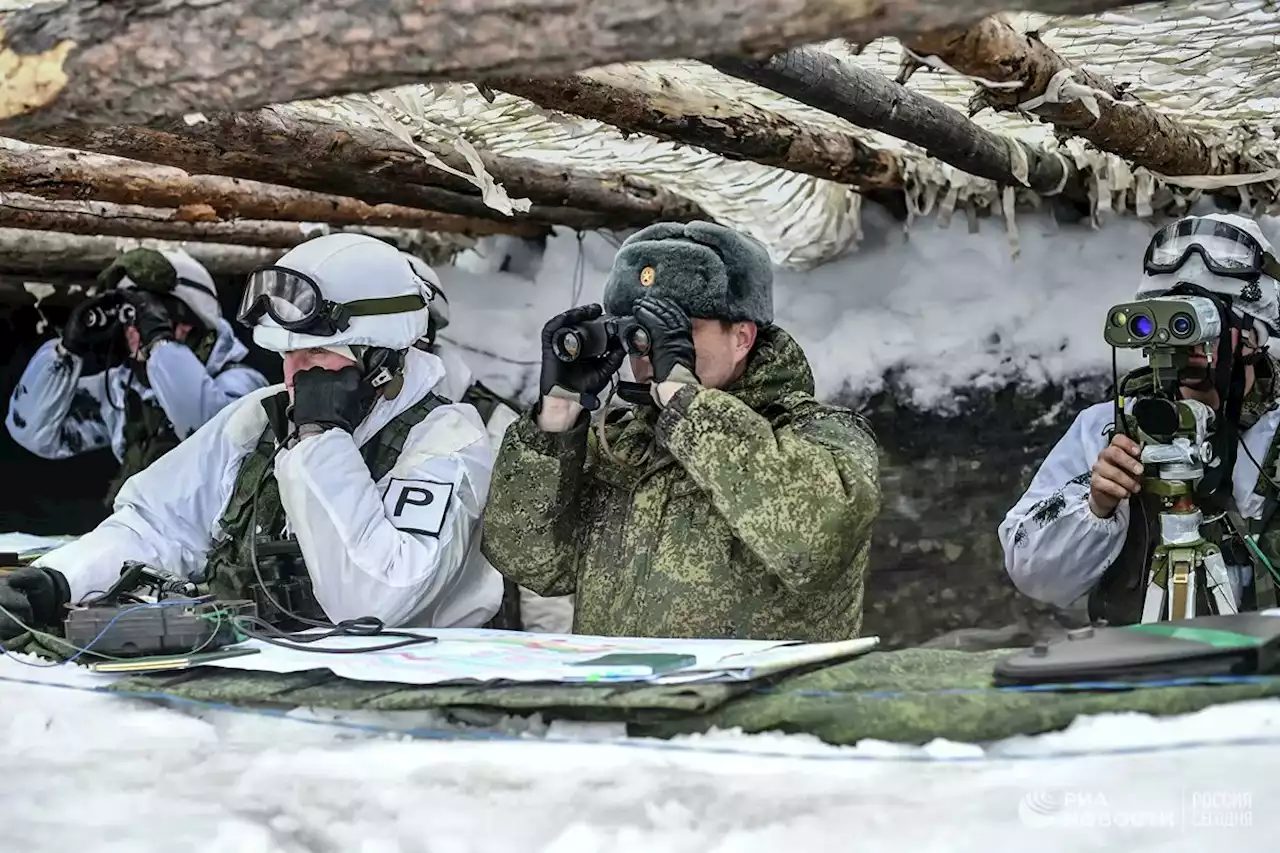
left=1241, top=533, right=1280, bottom=585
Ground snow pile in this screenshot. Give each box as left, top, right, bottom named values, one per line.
left=437, top=206, right=1280, bottom=413
left=1, top=658, right=1278, bottom=851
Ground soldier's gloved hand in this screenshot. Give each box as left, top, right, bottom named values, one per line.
left=123, top=290, right=175, bottom=350
left=0, top=567, right=71, bottom=642
left=539, top=304, right=626, bottom=412
left=634, top=295, right=699, bottom=388
left=60, top=292, right=124, bottom=359
left=290, top=365, right=372, bottom=435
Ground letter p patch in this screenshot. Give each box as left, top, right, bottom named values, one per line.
left=382, top=477, right=454, bottom=537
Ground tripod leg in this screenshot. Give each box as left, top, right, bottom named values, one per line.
left=1204, top=552, right=1238, bottom=615
left=1170, top=559, right=1194, bottom=619
left=1142, top=563, right=1167, bottom=623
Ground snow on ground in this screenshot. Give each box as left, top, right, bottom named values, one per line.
left=2, top=654, right=1277, bottom=852
left=439, top=205, right=1280, bottom=411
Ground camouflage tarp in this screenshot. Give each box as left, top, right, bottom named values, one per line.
left=56, top=646, right=1280, bottom=745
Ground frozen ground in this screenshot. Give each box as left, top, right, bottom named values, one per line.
left=2, top=654, right=1278, bottom=852
left=440, top=205, right=1280, bottom=411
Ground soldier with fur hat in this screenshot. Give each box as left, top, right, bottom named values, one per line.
left=482, top=221, right=882, bottom=641
left=5, top=247, right=268, bottom=504
left=1002, top=212, right=1280, bottom=622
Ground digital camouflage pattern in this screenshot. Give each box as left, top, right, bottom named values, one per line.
left=21, top=642, right=1271, bottom=746
left=481, top=326, right=882, bottom=642
left=98, top=248, right=179, bottom=292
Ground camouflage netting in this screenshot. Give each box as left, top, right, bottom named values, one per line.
left=267, top=0, right=1280, bottom=268
left=80, top=648, right=1280, bottom=745
left=2, top=1, right=1278, bottom=267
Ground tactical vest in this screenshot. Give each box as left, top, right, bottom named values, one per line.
left=104, top=335, right=222, bottom=507
left=104, top=389, right=180, bottom=507
left=1089, top=365, right=1280, bottom=624
left=461, top=380, right=521, bottom=426
left=200, top=389, right=447, bottom=624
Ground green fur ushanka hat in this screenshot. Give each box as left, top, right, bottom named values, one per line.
left=602, top=221, right=774, bottom=326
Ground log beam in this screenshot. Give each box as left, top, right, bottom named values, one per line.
left=491, top=68, right=904, bottom=192
left=18, top=109, right=709, bottom=230
left=0, top=192, right=333, bottom=248
left=711, top=48, right=1088, bottom=204
left=0, top=193, right=479, bottom=263
left=0, top=142, right=548, bottom=237
left=0, top=228, right=285, bottom=276
left=905, top=17, right=1271, bottom=181
left=0, top=0, right=1150, bottom=134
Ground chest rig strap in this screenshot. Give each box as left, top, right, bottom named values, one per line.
left=201, top=389, right=451, bottom=627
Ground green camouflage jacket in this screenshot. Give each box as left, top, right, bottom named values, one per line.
left=481, top=326, right=882, bottom=642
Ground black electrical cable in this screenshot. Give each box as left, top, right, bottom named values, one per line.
left=237, top=427, right=436, bottom=654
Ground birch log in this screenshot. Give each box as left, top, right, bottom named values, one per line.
left=0, top=0, right=1148, bottom=133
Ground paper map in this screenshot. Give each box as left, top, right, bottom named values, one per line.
left=201, top=628, right=879, bottom=686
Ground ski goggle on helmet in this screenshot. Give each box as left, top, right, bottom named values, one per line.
left=237, top=265, right=428, bottom=337
left=1144, top=216, right=1280, bottom=282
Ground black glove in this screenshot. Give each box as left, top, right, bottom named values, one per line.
left=539, top=304, right=626, bottom=411
left=123, top=290, right=175, bottom=349
left=290, top=365, right=372, bottom=434
left=61, top=292, right=124, bottom=360
left=0, top=567, right=71, bottom=642
left=633, top=294, right=700, bottom=386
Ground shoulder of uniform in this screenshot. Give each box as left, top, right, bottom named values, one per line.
left=791, top=401, right=877, bottom=452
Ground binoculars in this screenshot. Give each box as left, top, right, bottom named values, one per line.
left=551, top=314, right=651, bottom=363
left=82, top=292, right=136, bottom=331
left=1103, top=296, right=1221, bottom=350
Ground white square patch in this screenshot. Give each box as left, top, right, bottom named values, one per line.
left=382, top=477, right=454, bottom=537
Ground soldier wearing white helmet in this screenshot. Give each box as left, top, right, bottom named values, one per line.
left=401, top=250, right=575, bottom=633
left=1001, top=212, right=1280, bottom=622
left=0, top=234, right=501, bottom=641
left=5, top=247, right=268, bottom=504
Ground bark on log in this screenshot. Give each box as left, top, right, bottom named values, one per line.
left=20, top=115, right=704, bottom=231
left=906, top=17, right=1269, bottom=180
left=711, top=48, right=1087, bottom=204
left=492, top=69, right=904, bottom=191
left=0, top=0, right=1148, bottom=134
left=0, top=192, right=338, bottom=248
left=0, top=142, right=547, bottom=237
left=0, top=193, right=479, bottom=264
left=0, top=228, right=284, bottom=275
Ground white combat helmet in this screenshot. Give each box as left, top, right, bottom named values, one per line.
left=401, top=251, right=449, bottom=333
left=1138, top=212, right=1280, bottom=345
left=107, top=247, right=223, bottom=331
left=241, top=234, right=432, bottom=355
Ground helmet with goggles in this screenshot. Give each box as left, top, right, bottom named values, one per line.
left=1139, top=212, right=1280, bottom=341
left=239, top=234, right=433, bottom=354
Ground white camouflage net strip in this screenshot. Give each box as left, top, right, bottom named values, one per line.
left=4, top=0, right=1279, bottom=266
